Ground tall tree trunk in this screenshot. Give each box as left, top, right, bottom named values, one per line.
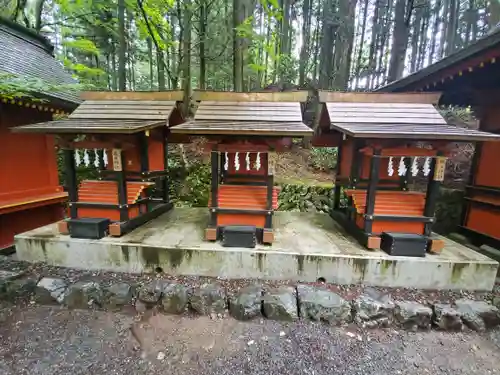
left=489, top=0, right=500, bottom=28
left=333, top=0, right=358, bottom=89
left=438, top=0, right=448, bottom=58
left=318, top=0, right=337, bottom=89
left=147, top=38, right=154, bottom=90
left=233, top=0, right=244, bottom=91
left=465, top=0, right=474, bottom=45
left=111, top=43, right=118, bottom=91
left=377, top=0, right=391, bottom=86
left=34, top=0, right=45, bottom=31
left=199, top=0, right=207, bottom=89
left=263, top=16, right=271, bottom=85
left=387, top=0, right=413, bottom=83
left=410, top=7, right=422, bottom=73
left=445, top=0, right=457, bottom=55
left=312, top=1, right=322, bottom=83
left=382, top=0, right=394, bottom=83
left=417, top=3, right=429, bottom=70
left=117, top=0, right=127, bottom=91
left=428, top=0, right=441, bottom=65
left=281, top=0, right=291, bottom=56
left=299, top=0, right=312, bottom=87
left=157, top=49, right=166, bottom=90
left=182, top=0, right=192, bottom=115
left=257, top=6, right=265, bottom=87
left=354, top=0, right=369, bottom=89
left=367, top=0, right=381, bottom=88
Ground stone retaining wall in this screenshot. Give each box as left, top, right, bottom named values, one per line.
left=1, top=270, right=499, bottom=333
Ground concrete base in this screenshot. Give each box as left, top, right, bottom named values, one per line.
left=14, top=208, right=499, bottom=291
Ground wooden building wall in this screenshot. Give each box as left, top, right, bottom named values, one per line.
left=462, top=103, right=500, bottom=244
left=0, top=103, right=66, bottom=250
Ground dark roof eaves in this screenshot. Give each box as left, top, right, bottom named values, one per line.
left=376, top=30, right=500, bottom=92
left=0, top=16, right=53, bottom=53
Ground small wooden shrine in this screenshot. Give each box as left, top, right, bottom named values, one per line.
left=317, top=91, right=500, bottom=253
left=378, top=30, right=500, bottom=250
left=0, top=17, right=79, bottom=252
left=169, top=91, right=313, bottom=247
left=12, top=91, right=184, bottom=239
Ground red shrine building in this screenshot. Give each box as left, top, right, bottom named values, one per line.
left=0, top=18, right=79, bottom=252
left=378, top=28, right=500, bottom=250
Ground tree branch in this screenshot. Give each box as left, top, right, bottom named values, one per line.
left=404, top=0, right=415, bottom=26
left=136, top=0, right=176, bottom=84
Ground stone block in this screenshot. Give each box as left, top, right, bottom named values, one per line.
left=63, top=281, right=103, bottom=309
left=35, top=277, right=68, bottom=304
left=262, top=286, right=298, bottom=321
left=229, top=285, right=262, bottom=321
left=297, top=284, right=351, bottom=325
left=395, top=301, right=432, bottom=331
left=190, top=282, right=227, bottom=315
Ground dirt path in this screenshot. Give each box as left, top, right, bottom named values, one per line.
left=1, top=303, right=500, bottom=375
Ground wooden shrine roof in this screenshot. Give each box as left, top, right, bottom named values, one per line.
left=376, top=29, right=500, bottom=106
left=12, top=119, right=167, bottom=134
left=325, top=102, right=500, bottom=142
left=11, top=91, right=182, bottom=134
left=170, top=97, right=312, bottom=137
left=0, top=17, right=80, bottom=107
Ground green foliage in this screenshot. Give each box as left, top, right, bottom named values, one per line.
left=57, top=149, right=99, bottom=186
left=278, top=184, right=334, bottom=213
left=63, top=39, right=100, bottom=55
left=433, top=188, right=464, bottom=235
left=172, top=162, right=211, bottom=207
left=0, top=72, right=80, bottom=101
left=308, top=147, right=338, bottom=171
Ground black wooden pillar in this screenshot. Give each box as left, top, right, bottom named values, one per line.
left=265, top=163, right=274, bottom=229
left=423, top=153, right=444, bottom=236
left=333, top=140, right=344, bottom=210
left=210, top=151, right=219, bottom=227
left=163, top=135, right=169, bottom=203
left=97, top=150, right=105, bottom=170
left=138, top=132, right=149, bottom=173
left=115, top=149, right=129, bottom=222
left=349, top=140, right=363, bottom=189
left=219, top=151, right=226, bottom=184
left=64, top=149, right=78, bottom=219
left=400, top=157, right=412, bottom=191
left=363, top=149, right=381, bottom=234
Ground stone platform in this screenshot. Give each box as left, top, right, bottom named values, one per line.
left=14, top=208, right=498, bottom=291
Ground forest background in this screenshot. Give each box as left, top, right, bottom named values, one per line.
left=3, top=0, right=499, bottom=94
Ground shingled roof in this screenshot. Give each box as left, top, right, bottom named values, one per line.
left=0, top=17, right=80, bottom=107
left=324, top=102, right=500, bottom=142
left=11, top=91, right=184, bottom=134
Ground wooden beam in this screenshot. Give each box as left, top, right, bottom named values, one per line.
left=193, top=90, right=308, bottom=102
left=80, top=91, right=184, bottom=101
left=318, top=91, right=442, bottom=105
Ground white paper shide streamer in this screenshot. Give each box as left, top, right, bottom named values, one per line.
left=397, top=157, right=407, bottom=176
left=75, top=150, right=81, bottom=166
left=93, top=149, right=100, bottom=167
left=224, top=152, right=229, bottom=171
left=245, top=152, right=250, bottom=170
left=411, top=157, right=419, bottom=177
left=387, top=156, right=394, bottom=176
left=255, top=152, right=261, bottom=171
left=423, top=157, right=431, bottom=176
left=234, top=152, right=240, bottom=171
left=83, top=149, right=90, bottom=167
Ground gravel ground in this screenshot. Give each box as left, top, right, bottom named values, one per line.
left=1, top=302, right=500, bottom=375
